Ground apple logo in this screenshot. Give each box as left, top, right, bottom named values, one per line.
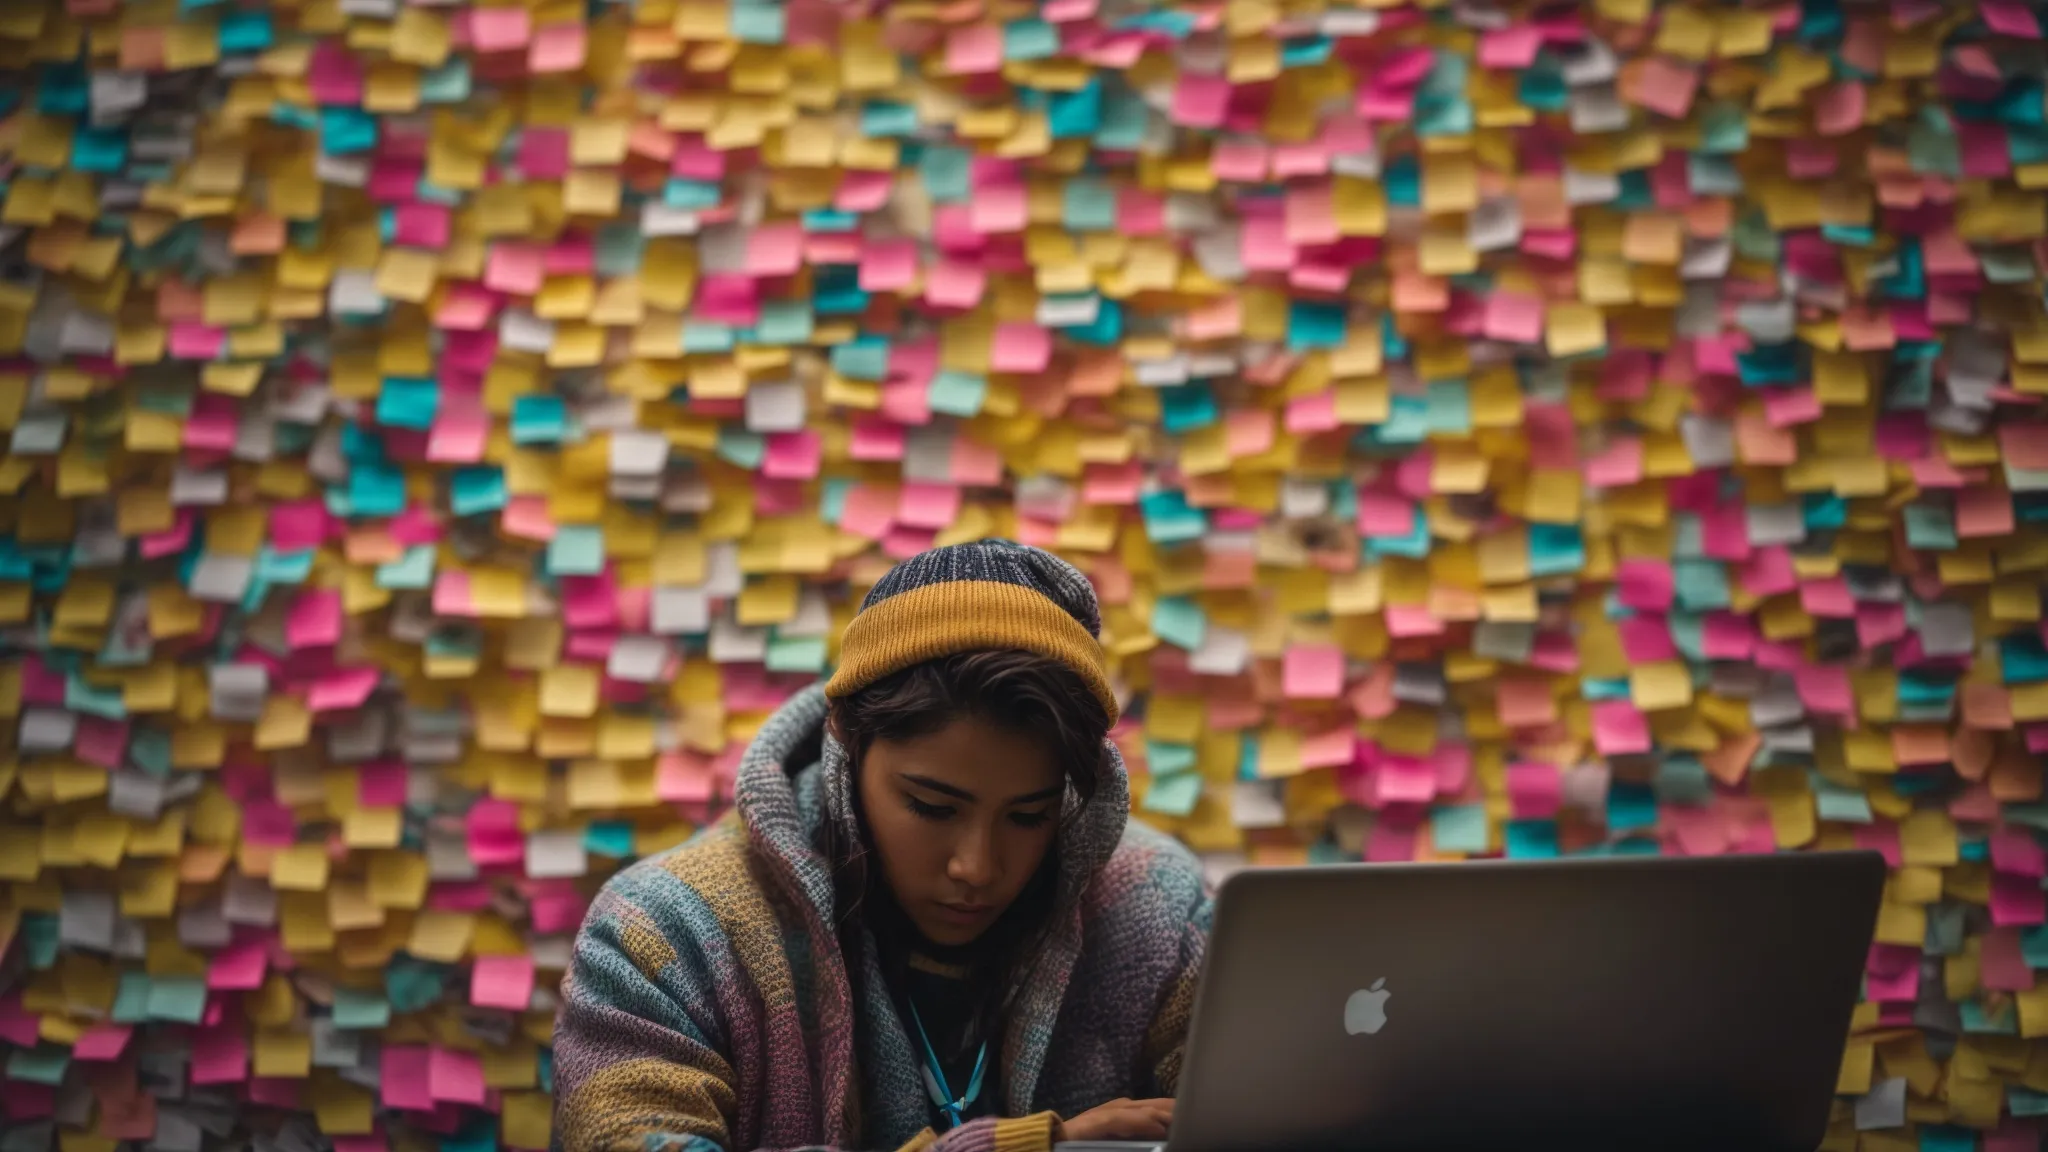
left=1344, top=978, right=1391, bottom=1035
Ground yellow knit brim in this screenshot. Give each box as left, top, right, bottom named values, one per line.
left=823, top=580, right=1120, bottom=722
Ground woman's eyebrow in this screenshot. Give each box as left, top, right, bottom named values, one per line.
left=1004, top=785, right=1063, bottom=805
left=899, top=773, right=977, bottom=802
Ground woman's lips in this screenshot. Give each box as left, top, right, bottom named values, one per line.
left=931, top=901, right=995, bottom=926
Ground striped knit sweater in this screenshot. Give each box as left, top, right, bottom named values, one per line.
left=554, top=684, right=1214, bottom=1152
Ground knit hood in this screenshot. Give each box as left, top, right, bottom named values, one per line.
left=734, top=683, right=1133, bottom=1131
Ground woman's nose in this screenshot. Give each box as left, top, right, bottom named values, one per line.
left=947, top=825, right=997, bottom=888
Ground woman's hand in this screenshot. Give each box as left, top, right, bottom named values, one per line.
left=1055, top=1098, right=1174, bottom=1143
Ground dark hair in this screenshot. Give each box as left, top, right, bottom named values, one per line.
left=821, top=649, right=1111, bottom=1073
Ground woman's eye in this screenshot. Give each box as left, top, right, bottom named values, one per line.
left=1008, top=809, right=1053, bottom=829
left=904, top=795, right=955, bottom=821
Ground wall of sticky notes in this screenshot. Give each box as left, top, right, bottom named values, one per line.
left=7, top=0, right=2048, bottom=1149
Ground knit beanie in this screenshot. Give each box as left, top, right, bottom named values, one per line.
left=823, top=540, right=1119, bottom=722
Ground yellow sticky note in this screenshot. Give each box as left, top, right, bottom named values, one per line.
left=1628, top=661, right=1693, bottom=711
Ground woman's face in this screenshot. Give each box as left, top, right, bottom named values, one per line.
left=857, top=715, right=1065, bottom=947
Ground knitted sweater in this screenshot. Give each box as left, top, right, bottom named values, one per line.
left=553, top=685, right=1214, bottom=1152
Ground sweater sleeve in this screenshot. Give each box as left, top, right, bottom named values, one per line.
left=1140, top=888, right=1214, bottom=1097
left=552, top=880, right=1061, bottom=1152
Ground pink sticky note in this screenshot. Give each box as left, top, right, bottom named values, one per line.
left=469, top=6, right=532, bottom=50
left=1992, top=874, right=2047, bottom=927
left=1591, top=701, right=1651, bottom=755
left=1172, top=73, right=1231, bottom=127
left=924, top=260, right=986, bottom=308
left=484, top=244, right=544, bottom=295
left=945, top=23, right=1003, bottom=73
left=392, top=204, right=451, bottom=249
left=1482, top=293, right=1543, bottom=343
left=859, top=240, right=919, bottom=291
left=762, top=431, right=822, bottom=480
left=427, top=1048, right=487, bottom=1105
left=286, top=589, right=343, bottom=648
left=381, top=1047, right=435, bottom=1111
left=190, top=1029, right=248, bottom=1085
left=1281, top=645, right=1345, bottom=699
left=71, top=1024, right=132, bottom=1062
left=470, top=955, right=537, bottom=1011
left=1981, top=928, right=2037, bottom=992
left=897, top=483, right=961, bottom=531
left=1505, top=762, right=1563, bottom=819
left=207, top=936, right=270, bottom=990
left=1992, top=827, right=2047, bottom=877
left=967, top=184, right=1028, bottom=234
left=1478, top=24, right=1542, bottom=67
left=1812, top=82, right=1866, bottom=136
left=745, top=223, right=804, bottom=277
left=309, top=666, right=380, bottom=712
left=991, top=323, right=1052, bottom=373
left=1632, top=56, right=1698, bottom=118
left=529, top=22, right=587, bottom=72
left=1984, top=1, right=2044, bottom=36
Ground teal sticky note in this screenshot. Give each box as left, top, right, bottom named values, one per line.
left=832, top=335, right=890, bottom=381
left=919, top=145, right=972, bottom=202
left=22, top=913, right=57, bottom=969
left=333, top=987, right=393, bottom=1030
left=861, top=101, right=919, bottom=137
left=348, top=463, right=406, bottom=516
left=1151, top=596, right=1207, bottom=650
left=1671, top=560, right=1731, bottom=611
left=66, top=674, right=126, bottom=721
left=1962, top=998, right=2017, bottom=1035
left=1147, top=742, right=1197, bottom=775
left=377, top=377, right=439, bottom=430
left=2011, top=1088, right=2048, bottom=1116
left=71, top=127, right=128, bottom=172
left=1003, top=18, right=1059, bottom=59
left=547, top=525, right=606, bottom=577
left=376, top=545, right=436, bottom=590
left=1159, top=384, right=1218, bottom=434
left=131, top=728, right=171, bottom=775
left=1140, top=489, right=1208, bottom=545
left=1094, top=94, right=1152, bottom=153
left=1812, top=778, right=1873, bottom=823
left=450, top=467, right=508, bottom=516
left=1061, top=179, right=1117, bottom=230
left=111, top=972, right=153, bottom=1023
left=716, top=428, right=766, bottom=470
left=1919, top=1127, right=1974, bottom=1152
left=1430, top=804, right=1489, bottom=854
left=1903, top=504, right=1958, bottom=550
left=425, top=628, right=479, bottom=664
left=730, top=0, right=786, bottom=43
left=219, top=9, right=273, bottom=52
left=1048, top=78, right=1102, bottom=139
left=1503, top=819, right=1561, bottom=859
left=2023, top=924, right=2048, bottom=968
left=1141, top=771, right=1203, bottom=817
left=1528, top=524, right=1586, bottom=577
left=1286, top=300, right=1346, bottom=350
left=586, top=821, right=635, bottom=858
left=386, top=959, right=445, bottom=1012
left=420, top=58, right=472, bottom=103
left=766, top=635, right=828, bottom=673
left=145, top=975, right=208, bottom=1024
left=2002, top=635, right=2048, bottom=684
left=1422, top=380, right=1472, bottom=435
left=750, top=300, right=814, bottom=344
left=928, top=371, right=987, bottom=418
left=1653, top=756, right=1713, bottom=804
left=511, top=395, right=568, bottom=445
left=682, top=323, right=736, bottom=352
left=6, top=1047, right=69, bottom=1086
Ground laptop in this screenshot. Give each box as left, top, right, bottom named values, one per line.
left=1066, top=851, right=1884, bottom=1152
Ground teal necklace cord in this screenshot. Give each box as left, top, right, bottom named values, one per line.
left=908, top=1000, right=986, bottom=1131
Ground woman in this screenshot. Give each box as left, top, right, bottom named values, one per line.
left=554, top=541, right=1213, bottom=1152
